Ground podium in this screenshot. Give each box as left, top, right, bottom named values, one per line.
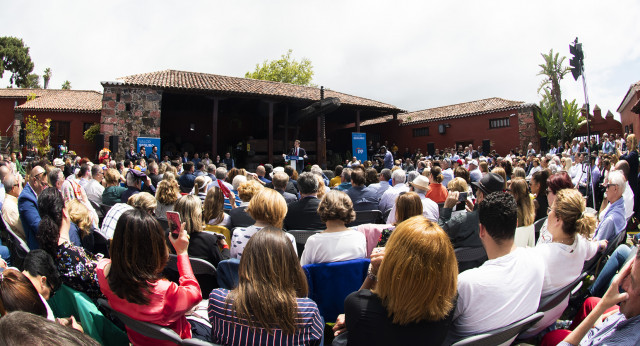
left=286, top=155, right=303, bottom=172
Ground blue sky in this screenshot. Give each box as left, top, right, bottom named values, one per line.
left=1, top=0, right=638, bottom=118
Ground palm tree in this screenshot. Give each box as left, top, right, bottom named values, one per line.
left=43, top=68, right=51, bottom=89
left=538, top=49, right=570, bottom=138
left=61, top=80, right=71, bottom=90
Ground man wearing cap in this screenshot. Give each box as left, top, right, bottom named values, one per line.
left=386, top=175, right=438, bottom=224
left=468, top=160, right=481, bottom=183
left=438, top=173, right=505, bottom=269
left=18, top=166, right=48, bottom=249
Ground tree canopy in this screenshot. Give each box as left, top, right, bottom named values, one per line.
left=0, top=37, right=35, bottom=88
left=61, top=80, right=71, bottom=90
left=43, top=68, right=51, bottom=89
left=245, top=49, right=314, bottom=86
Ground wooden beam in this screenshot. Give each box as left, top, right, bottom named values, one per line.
left=211, top=97, right=219, bottom=158
left=268, top=102, right=274, bottom=163
left=356, top=110, right=361, bottom=133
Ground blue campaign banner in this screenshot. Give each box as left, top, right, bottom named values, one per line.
left=352, top=133, right=367, bottom=163
left=137, top=137, right=161, bottom=154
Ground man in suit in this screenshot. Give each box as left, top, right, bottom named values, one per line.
left=18, top=166, right=48, bottom=249
left=285, top=139, right=307, bottom=173
left=284, top=172, right=324, bottom=230
left=273, top=172, right=298, bottom=204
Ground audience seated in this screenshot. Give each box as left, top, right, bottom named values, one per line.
left=203, top=186, right=231, bottom=227
left=300, top=190, right=366, bottom=266
left=426, top=166, right=448, bottom=203
left=329, top=165, right=343, bottom=188
left=154, top=174, right=180, bottom=221
left=170, top=195, right=230, bottom=267
left=37, top=187, right=103, bottom=300
left=531, top=189, right=605, bottom=335
left=377, top=191, right=423, bottom=247
left=446, top=192, right=544, bottom=342
left=273, top=171, right=298, bottom=204
left=510, top=177, right=535, bottom=227
left=18, top=166, right=47, bottom=249
left=593, top=170, right=627, bottom=242
left=368, top=168, right=392, bottom=196
left=378, top=169, right=408, bottom=213
left=121, top=168, right=153, bottom=203
left=230, top=188, right=296, bottom=259
left=208, top=227, right=323, bottom=345
left=192, top=175, right=211, bottom=203
left=101, top=168, right=126, bottom=206
left=335, top=168, right=352, bottom=191
left=229, top=180, right=263, bottom=229
left=2, top=171, right=25, bottom=241
left=84, top=166, right=105, bottom=207
left=178, top=162, right=196, bottom=193
left=66, top=199, right=96, bottom=252
left=538, top=171, right=575, bottom=243
left=284, top=172, right=325, bottom=231
left=22, top=249, right=61, bottom=305
left=589, top=244, right=634, bottom=297
left=334, top=216, right=457, bottom=345
left=346, top=167, right=380, bottom=211
left=99, top=192, right=156, bottom=239
left=97, top=208, right=206, bottom=345
left=0, top=268, right=49, bottom=318
left=387, top=175, right=438, bottom=224
left=0, top=311, right=99, bottom=345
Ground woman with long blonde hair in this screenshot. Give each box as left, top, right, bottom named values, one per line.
left=509, top=178, right=535, bottom=227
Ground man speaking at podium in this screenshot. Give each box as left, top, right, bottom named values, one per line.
left=283, top=139, right=307, bottom=173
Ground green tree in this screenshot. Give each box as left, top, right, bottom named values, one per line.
left=0, top=37, right=35, bottom=87
left=25, top=115, right=51, bottom=156
left=83, top=123, right=100, bottom=142
left=43, top=68, right=51, bottom=89
left=245, top=49, right=314, bottom=86
left=537, top=49, right=570, bottom=138
left=24, top=73, right=41, bottom=88
left=61, top=80, right=71, bottom=90
left=535, top=90, right=586, bottom=143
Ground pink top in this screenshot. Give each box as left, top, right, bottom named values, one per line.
left=97, top=254, right=202, bottom=346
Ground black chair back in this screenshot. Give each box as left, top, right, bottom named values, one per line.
left=90, top=200, right=104, bottom=219
left=454, top=247, right=488, bottom=273
left=347, top=210, right=382, bottom=227
left=164, top=254, right=217, bottom=298
left=0, top=215, right=30, bottom=269
left=287, top=230, right=322, bottom=255
left=538, top=272, right=587, bottom=313
left=583, top=230, right=627, bottom=275
left=93, top=230, right=110, bottom=258
left=451, top=312, right=544, bottom=346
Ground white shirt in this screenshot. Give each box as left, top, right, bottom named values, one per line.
left=207, top=213, right=231, bottom=227
left=300, top=230, right=366, bottom=266
left=84, top=179, right=105, bottom=206
left=378, top=183, right=409, bottom=212
left=386, top=193, right=439, bottom=224
left=451, top=247, right=544, bottom=339
left=230, top=225, right=297, bottom=259
left=442, top=168, right=454, bottom=187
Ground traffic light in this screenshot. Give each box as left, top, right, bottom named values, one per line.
left=569, top=38, right=584, bottom=81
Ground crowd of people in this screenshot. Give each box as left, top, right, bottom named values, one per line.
left=0, top=133, right=638, bottom=345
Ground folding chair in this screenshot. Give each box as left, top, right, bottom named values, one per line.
left=454, top=246, right=488, bottom=273
left=1, top=215, right=29, bottom=269
left=451, top=312, right=544, bottom=346
left=90, top=200, right=104, bottom=219
left=303, top=258, right=370, bottom=322
left=204, top=224, right=231, bottom=242
left=287, top=230, right=322, bottom=255
left=533, top=216, right=547, bottom=244
left=164, top=254, right=217, bottom=298
left=93, top=229, right=110, bottom=258
left=99, top=203, right=112, bottom=216
left=97, top=299, right=216, bottom=346
left=347, top=210, right=382, bottom=227
left=583, top=229, right=627, bottom=276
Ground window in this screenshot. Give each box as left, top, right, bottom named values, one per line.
left=489, top=118, right=510, bottom=129
left=412, top=127, right=429, bottom=137
left=625, top=125, right=629, bottom=133
left=83, top=123, right=97, bottom=133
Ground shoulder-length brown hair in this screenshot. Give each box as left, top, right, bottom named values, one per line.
left=375, top=216, right=457, bottom=324
left=246, top=188, right=287, bottom=228
left=108, top=209, right=169, bottom=305
left=174, top=195, right=203, bottom=234
left=317, top=190, right=356, bottom=224
left=156, top=179, right=180, bottom=205
left=394, top=192, right=423, bottom=225
left=510, top=178, right=535, bottom=227
left=203, top=186, right=225, bottom=225
left=0, top=269, right=47, bottom=318
left=231, top=226, right=308, bottom=334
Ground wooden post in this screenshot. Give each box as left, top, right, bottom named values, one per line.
left=268, top=101, right=274, bottom=164
left=211, top=97, right=219, bottom=158
left=356, top=110, right=361, bottom=133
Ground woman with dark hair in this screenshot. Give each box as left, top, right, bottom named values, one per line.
left=531, top=170, right=551, bottom=221
left=365, top=167, right=379, bottom=186
left=203, top=186, right=231, bottom=227
left=500, top=160, right=513, bottom=180
left=208, top=226, right=323, bottom=345
left=426, top=166, right=448, bottom=203
left=0, top=269, right=48, bottom=318
left=510, top=178, right=535, bottom=227
left=0, top=311, right=99, bottom=346
left=377, top=192, right=423, bottom=247
left=334, top=216, right=458, bottom=345
left=537, top=171, right=575, bottom=243
left=36, top=187, right=103, bottom=300
left=97, top=208, right=203, bottom=345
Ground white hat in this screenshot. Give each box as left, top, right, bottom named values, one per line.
left=53, top=158, right=64, bottom=167
left=470, top=159, right=478, bottom=166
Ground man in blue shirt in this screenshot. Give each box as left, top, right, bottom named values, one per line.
left=178, top=162, right=196, bottom=193
left=594, top=170, right=627, bottom=242
left=382, top=146, right=393, bottom=169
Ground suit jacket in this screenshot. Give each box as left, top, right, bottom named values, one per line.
left=229, top=206, right=255, bottom=229
left=18, top=183, right=41, bottom=249
left=278, top=190, right=298, bottom=204
left=284, top=197, right=324, bottom=231
left=288, top=147, right=306, bottom=170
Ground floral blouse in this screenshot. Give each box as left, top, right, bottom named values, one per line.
left=56, top=241, right=104, bottom=300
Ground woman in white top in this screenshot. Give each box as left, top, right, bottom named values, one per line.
left=203, top=186, right=231, bottom=227
left=229, top=188, right=296, bottom=259
left=300, top=190, right=366, bottom=266
left=528, top=189, right=606, bottom=336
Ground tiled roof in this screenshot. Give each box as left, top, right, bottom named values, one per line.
left=617, top=81, right=640, bottom=113
left=106, top=70, right=401, bottom=112
left=12, top=90, right=103, bottom=113
left=399, top=97, right=530, bottom=125
left=0, top=88, right=49, bottom=99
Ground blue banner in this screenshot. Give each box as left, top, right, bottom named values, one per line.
left=352, top=133, right=367, bottom=163
left=137, top=137, right=161, bottom=154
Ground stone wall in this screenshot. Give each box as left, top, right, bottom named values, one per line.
left=101, top=86, right=162, bottom=159
left=517, top=106, right=539, bottom=152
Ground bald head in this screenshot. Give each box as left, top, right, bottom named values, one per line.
left=615, top=160, right=630, bottom=180
left=256, top=165, right=266, bottom=177
left=29, top=166, right=47, bottom=194
left=0, top=166, right=10, bottom=182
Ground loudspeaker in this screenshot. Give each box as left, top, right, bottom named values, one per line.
left=427, top=143, right=435, bottom=156
left=540, top=137, right=548, bottom=153
left=482, top=140, right=490, bottom=154
left=109, top=135, right=119, bottom=154
left=95, top=134, right=104, bottom=152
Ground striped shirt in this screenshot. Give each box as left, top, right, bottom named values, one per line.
left=208, top=288, right=323, bottom=345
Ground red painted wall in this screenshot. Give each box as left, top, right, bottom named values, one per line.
left=25, top=111, right=101, bottom=159
left=362, top=108, right=523, bottom=156
left=620, top=90, right=640, bottom=134
left=0, top=98, right=27, bottom=137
